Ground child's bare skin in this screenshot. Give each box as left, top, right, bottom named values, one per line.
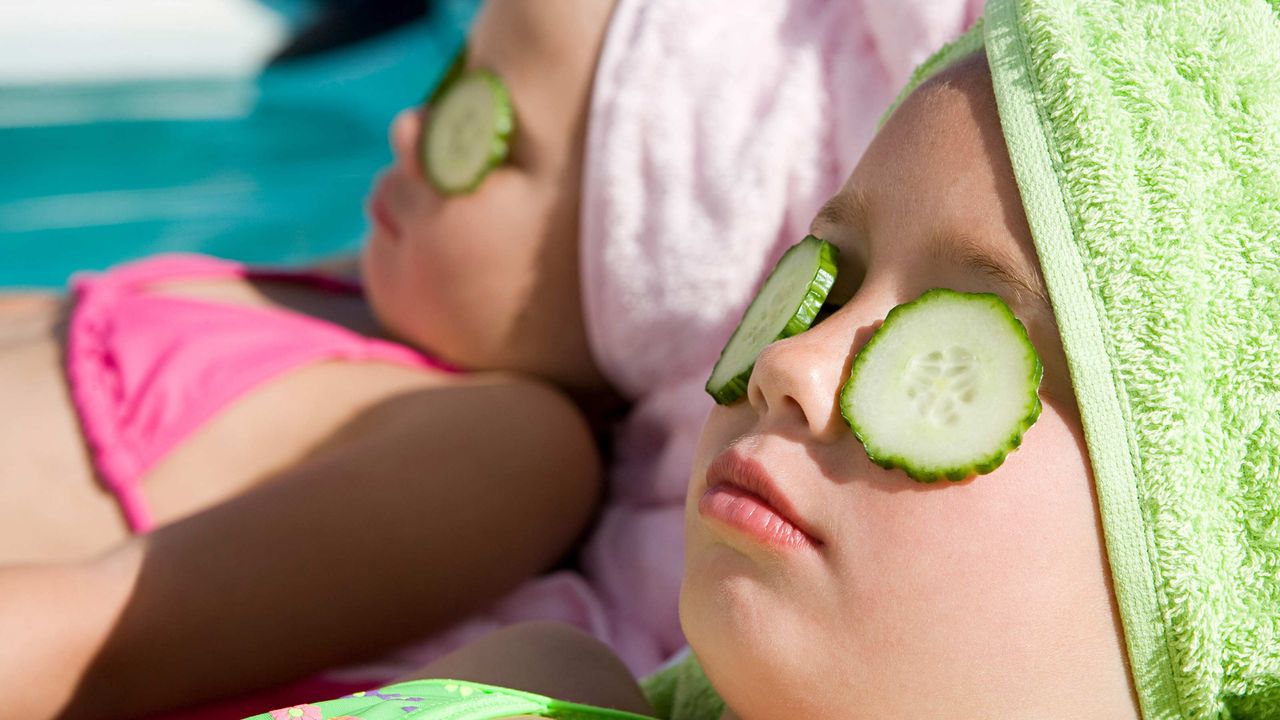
left=0, top=1, right=619, bottom=718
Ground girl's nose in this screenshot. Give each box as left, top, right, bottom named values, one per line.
left=389, top=106, right=426, bottom=181
left=745, top=311, right=859, bottom=441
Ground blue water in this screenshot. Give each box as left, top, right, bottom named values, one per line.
left=0, top=0, right=479, bottom=288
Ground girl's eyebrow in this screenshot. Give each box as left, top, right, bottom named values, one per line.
left=814, top=190, right=1052, bottom=314
left=925, top=230, right=1053, bottom=313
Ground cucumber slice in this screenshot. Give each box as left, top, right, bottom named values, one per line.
left=423, top=69, right=514, bottom=195
left=705, top=236, right=839, bottom=405
left=839, top=288, right=1042, bottom=482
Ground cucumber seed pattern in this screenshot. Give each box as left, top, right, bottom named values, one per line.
left=840, top=288, right=1042, bottom=482
left=905, top=346, right=979, bottom=427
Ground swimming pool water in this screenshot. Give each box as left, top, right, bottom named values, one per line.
left=0, top=0, right=478, bottom=288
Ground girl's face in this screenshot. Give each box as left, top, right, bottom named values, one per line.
left=361, top=0, right=616, bottom=394
left=681, top=55, right=1141, bottom=719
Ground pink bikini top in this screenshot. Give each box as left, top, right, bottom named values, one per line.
left=67, top=254, right=451, bottom=533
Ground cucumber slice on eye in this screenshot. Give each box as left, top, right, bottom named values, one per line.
left=839, top=288, right=1042, bottom=482
left=705, top=235, right=839, bottom=405
left=423, top=69, right=514, bottom=195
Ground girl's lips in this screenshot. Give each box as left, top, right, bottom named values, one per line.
left=699, top=450, right=822, bottom=551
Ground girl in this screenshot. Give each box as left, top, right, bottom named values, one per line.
left=1, top=1, right=979, bottom=717
left=1, top=2, right=617, bottom=717
left=253, top=0, right=1280, bottom=716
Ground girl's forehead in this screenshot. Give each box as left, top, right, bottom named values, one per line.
left=864, top=57, right=1007, bottom=201
left=816, top=66, right=1049, bottom=309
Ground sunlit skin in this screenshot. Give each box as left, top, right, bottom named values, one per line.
left=0, top=2, right=620, bottom=718
left=681, top=53, right=1142, bottom=718
left=363, top=0, right=615, bottom=397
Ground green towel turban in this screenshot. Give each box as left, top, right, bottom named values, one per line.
left=650, top=2, right=1280, bottom=717
left=892, top=0, right=1280, bottom=717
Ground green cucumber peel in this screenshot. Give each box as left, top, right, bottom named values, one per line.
left=839, top=288, right=1043, bottom=483
left=423, top=68, right=515, bottom=195
left=705, top=235, right=839, bottom=405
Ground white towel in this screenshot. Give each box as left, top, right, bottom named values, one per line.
left=579, top=0, right=984, bottom=670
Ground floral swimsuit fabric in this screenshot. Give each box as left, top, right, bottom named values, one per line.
left=246, top=679, right=657, bottom=720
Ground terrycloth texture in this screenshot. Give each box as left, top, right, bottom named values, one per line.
left=576, top=0, right=982, bottom=671
left=580, top=0, right=984, bottom=401
left=976, top=0, right=1280, bottom=716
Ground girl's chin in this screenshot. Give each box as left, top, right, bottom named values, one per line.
left=683, top=604, right=827, bottom=720
left=683, top=543, right=800, bottom=626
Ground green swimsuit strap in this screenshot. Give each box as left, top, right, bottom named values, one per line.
left=245, top=678, right=660, bottom=720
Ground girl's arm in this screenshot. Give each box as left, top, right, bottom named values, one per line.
left=407, top=621, right=654, bottom=715
left=2, top=374, right=603, bottom=720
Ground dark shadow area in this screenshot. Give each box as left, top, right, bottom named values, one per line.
left=271, top=0, right=431, bottom=63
